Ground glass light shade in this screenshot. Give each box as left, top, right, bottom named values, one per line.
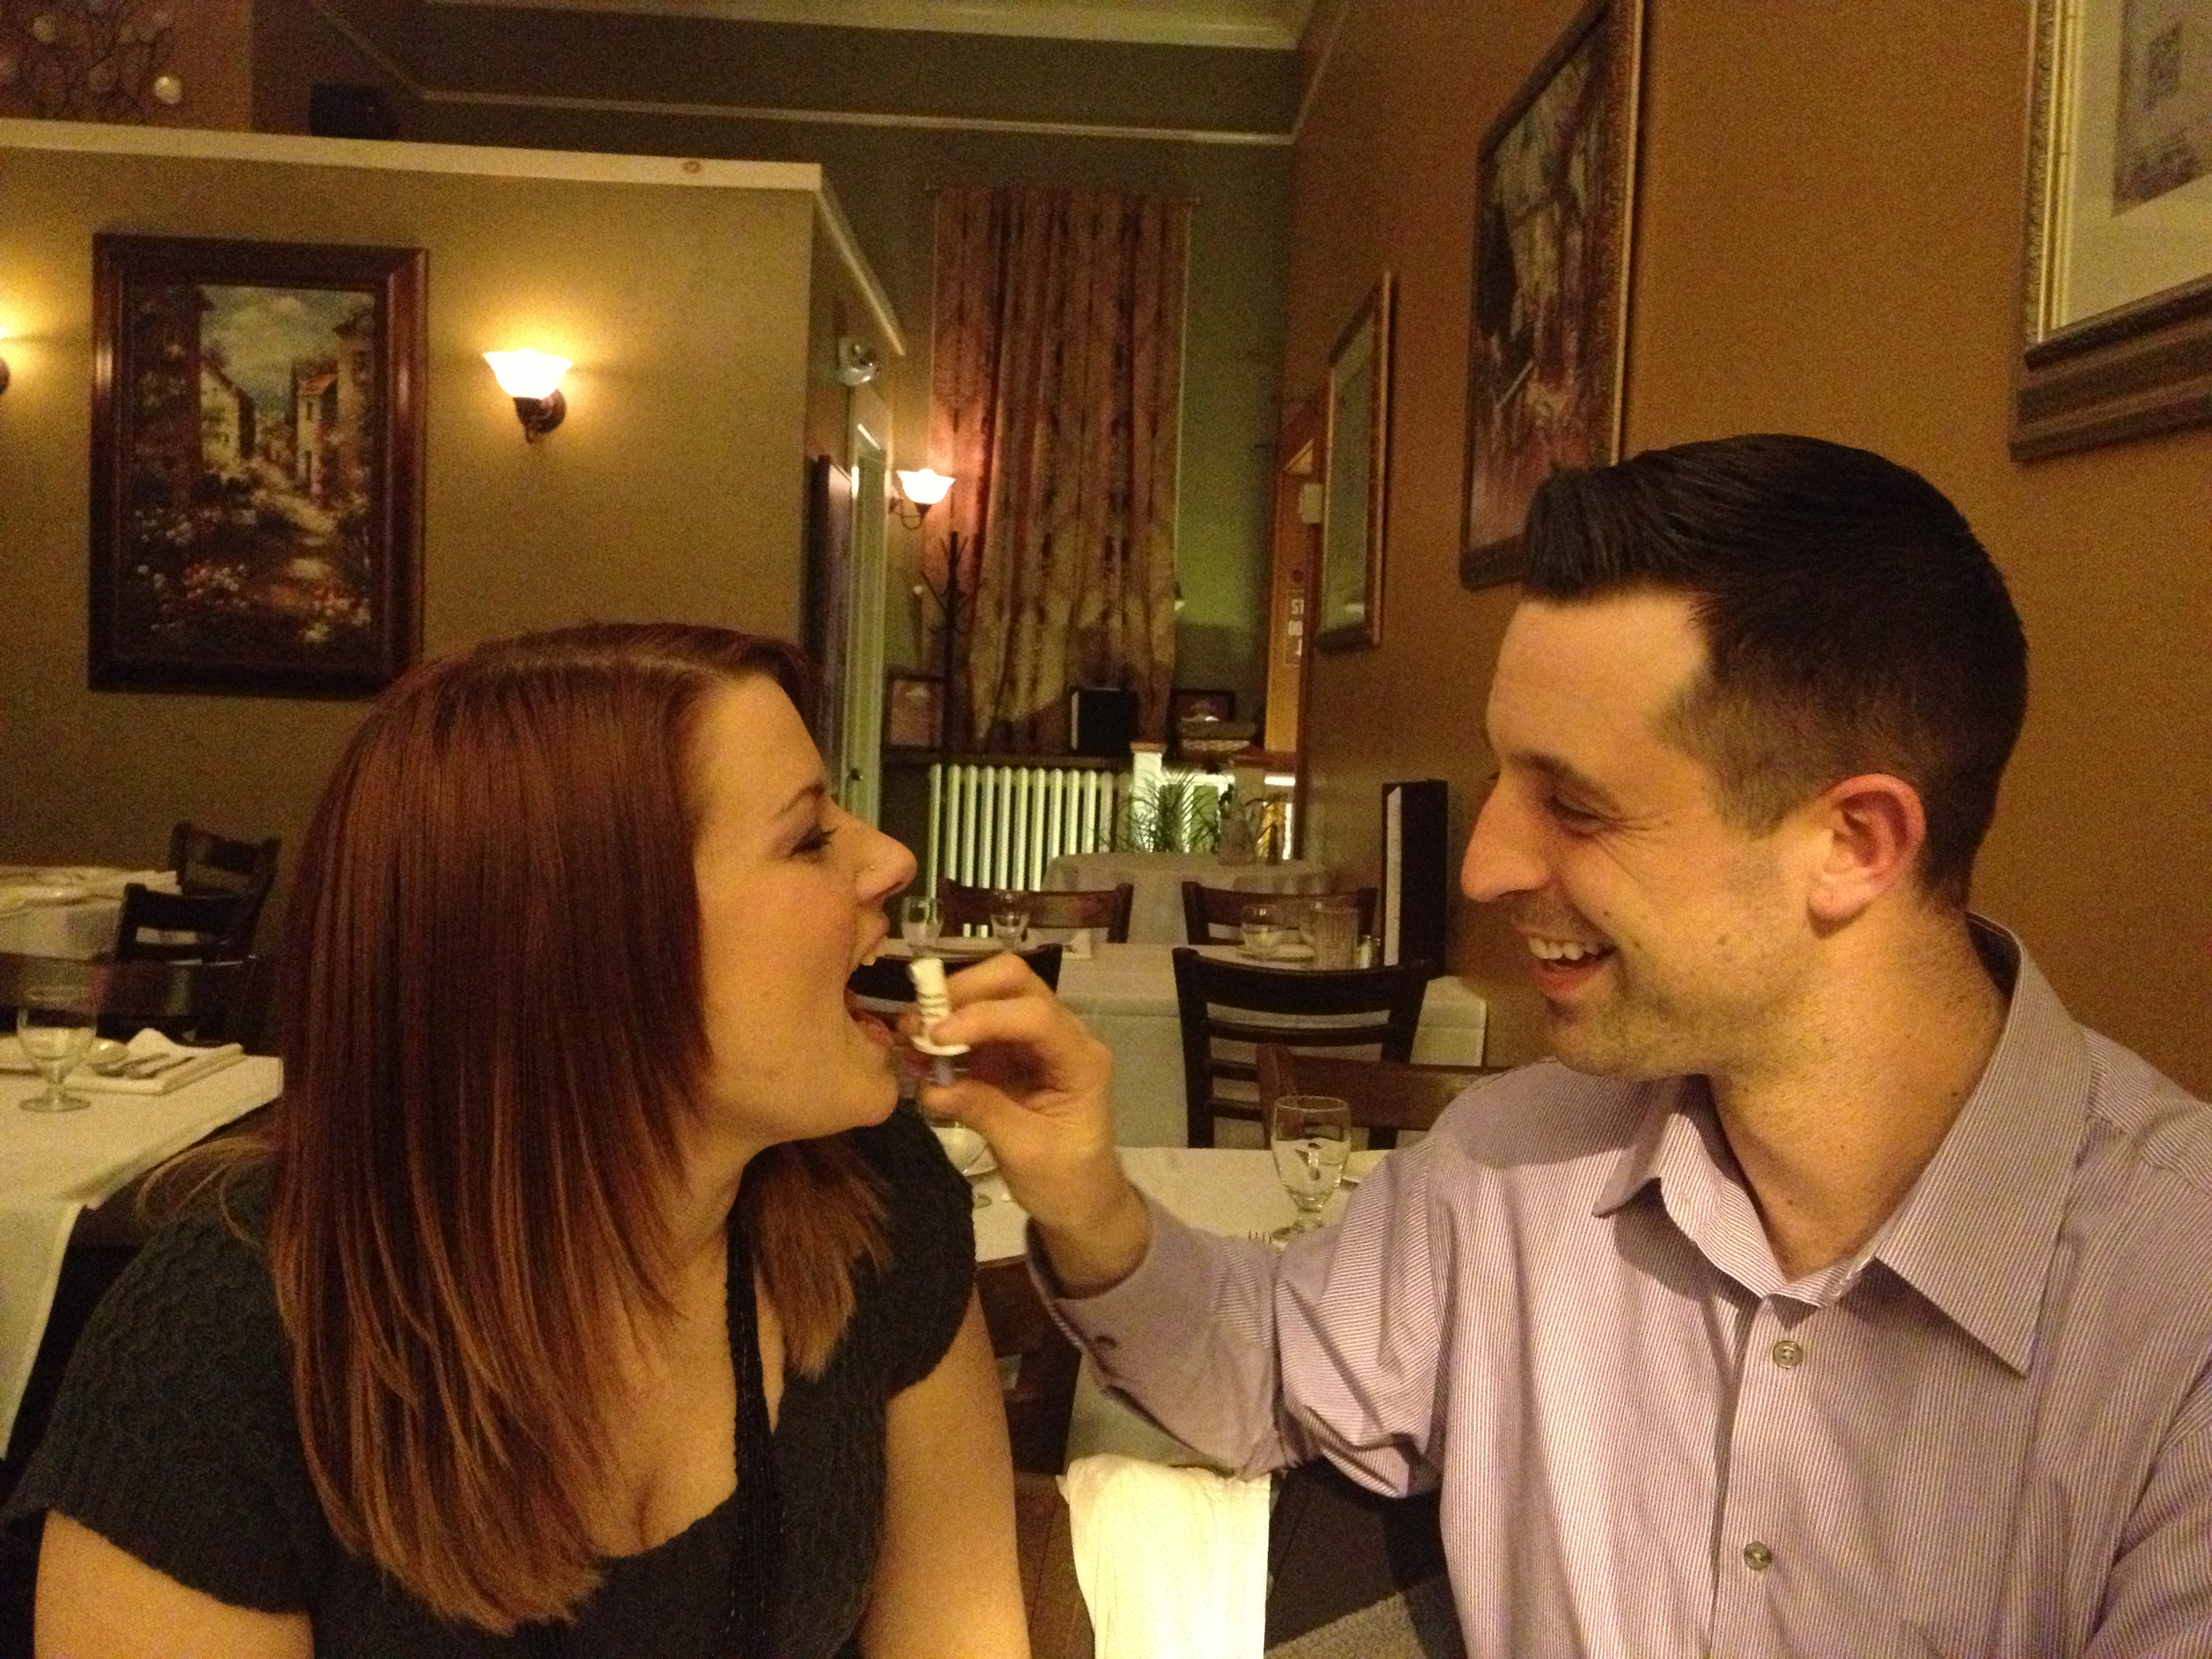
left=896, top=468, right=954, bottom=507
left=484, top=349, right=571, bottom=400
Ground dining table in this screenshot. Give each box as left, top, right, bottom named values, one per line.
left=0, top=865, right=178, bottom=961
left=0, top=1052, right=281, bottom=1456
left=1040, top=850, right=1338, bottom=946
left=888, top=939, right=1486, bottom=1147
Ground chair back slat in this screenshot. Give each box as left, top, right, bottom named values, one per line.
left=939, top=879, right=1134, bottom=944
left=112, top=883, right=261, bottom=963
left=168, top=821, right=280, bottom=897
left=1180, top=880, right=1378, bottom=946
left=1256, top=1044, right=1504, bottom=1148
left=0, top=951, right=262, bottom=1046
left=1170, top=946, right=1429, bottom=1147
left=847, top=943, right=1065, bottom=1007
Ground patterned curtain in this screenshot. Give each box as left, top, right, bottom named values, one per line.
left=926, top=186, right=1189, bottom=752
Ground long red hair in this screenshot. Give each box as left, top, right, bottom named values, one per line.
left=266, top=623, right=886, bottom=1631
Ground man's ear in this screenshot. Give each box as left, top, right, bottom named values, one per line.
left=1803, top=773, right=1927, bottom=924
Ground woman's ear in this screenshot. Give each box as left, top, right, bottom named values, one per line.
left=1803, top=773, right=1927, bottom=925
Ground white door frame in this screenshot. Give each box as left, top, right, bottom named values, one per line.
left=837, top=386, right=892, bottom=824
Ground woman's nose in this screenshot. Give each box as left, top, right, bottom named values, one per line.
left=1460, top=782, right=1546, bottom=903
left=859, top=821, right=918, bottom=904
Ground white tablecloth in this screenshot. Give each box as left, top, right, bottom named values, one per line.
left=0, top=1053, right=281, bottom=1455
left=1042, top=851, right=1338, bottom=945
left=1055, top=943, right=1486, bottom=1147
left=0, top=866, right=178, bottom=960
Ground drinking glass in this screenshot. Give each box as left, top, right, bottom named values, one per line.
left=900, top=894, right=941, bottom=952
left=989, top=894, right=1030, bottom=949
left=1240, top=902, right=1284, bottom=960
left=1269, top=1095, right=1351, bottom=1241
left=1308, top=897, right=1359, bottom=970
left=18, top=1005, right=96, bottom=1114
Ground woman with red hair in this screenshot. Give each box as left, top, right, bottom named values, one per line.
left=6, top=623, right=1027, bottom=1656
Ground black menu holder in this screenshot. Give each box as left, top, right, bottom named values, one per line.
left=1381, top=779, right=1448, bottom=972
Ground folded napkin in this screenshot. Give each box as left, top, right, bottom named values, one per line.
left=81, top=867, right=175, bottom=900
left=1061, top=1454, right=1271, bottom=1659
left=0, top=1029, right=245, bottom=1094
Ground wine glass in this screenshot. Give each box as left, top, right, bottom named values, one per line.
left=900, top=894, right=941, bottom=953
left=927, top=1117, right=995, bottom=1208
left=1269, top=1095, right=1351, bottom=1241
left=989, top=893, right=1029, bottom=949
left=18, top=1004, right=96, bottom=1114
left=1240, top=902, right=1283, bottom=960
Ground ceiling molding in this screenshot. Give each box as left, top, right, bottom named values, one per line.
left=431, top=0, right=1310, bottom=51
left=426, top=85, right=1292, bottom=146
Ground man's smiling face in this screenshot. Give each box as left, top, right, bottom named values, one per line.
left=1460, top=590, right=1819, bottom=1082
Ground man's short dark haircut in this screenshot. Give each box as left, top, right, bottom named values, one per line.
left=1520, top=434, right=2027, bottom=905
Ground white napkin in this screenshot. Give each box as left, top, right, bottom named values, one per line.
left=0, top=1029, right=245, bottom=1094
left=1060, top=1454, right=1271, bottom=1659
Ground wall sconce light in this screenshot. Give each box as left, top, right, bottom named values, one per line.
left=893, top=467, right=953, bottom=529
left=483, top=348, right=571, bottom=441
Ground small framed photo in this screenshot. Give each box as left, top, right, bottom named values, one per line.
left=89, top=234, right=426, bottom=696
left=1169, top=688, right=1236, bottom=728
left=883, top=672, right=945, bottom=752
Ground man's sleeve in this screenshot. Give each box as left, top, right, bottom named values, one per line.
left=2084, top=1374, right=2212, bottom=1658
left=1034, top=1145, right=1446, bottom=1493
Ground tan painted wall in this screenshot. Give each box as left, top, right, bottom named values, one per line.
left=0, top=137, right=819, bottom=915
left=1288, top=0, right=2212, bottom=1094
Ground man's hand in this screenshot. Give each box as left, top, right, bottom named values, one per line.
left=912, top=952, right=1151, bottom=1294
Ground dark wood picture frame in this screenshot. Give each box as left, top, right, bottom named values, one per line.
left=1316, top=273, right=1393, bottom=651
left=89, top=234, right=425, bottom=696
left=883, top=672, right=945, bottom=753
left=2011, top=0, right=2212, bottom=459
left=1458, top=0, right=1645, bottom=588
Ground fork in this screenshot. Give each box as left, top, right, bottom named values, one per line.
left=120, top=1050, right=198, bottom=1079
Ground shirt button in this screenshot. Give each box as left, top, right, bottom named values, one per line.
left=1771, top=1338, right=1804, bottom=1368
left=1742, top=1540, right=1774, bottom=1572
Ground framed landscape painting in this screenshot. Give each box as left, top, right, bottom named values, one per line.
left=1458, top=0, right=1645, bottom=588
left=89, top=234, right=425, bottom=695
left=2012, top=0, right=2212, bottom=457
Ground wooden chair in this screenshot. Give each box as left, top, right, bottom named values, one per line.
left=846, top=942, right=1065, bottom=1006
left=1180, top=880, right=1377, bottom=946
left=1256, top=1044, right=1504, bottom=1150
left=0, top=951, right=263, bottom=1046
left=939, top=878, right=1134, bottom=944
left=110, top=882, right=262, bottom=963
left=1170, top=947, right=1430, bottom=1148
left=977, top=1256, right=1082, bottom=1477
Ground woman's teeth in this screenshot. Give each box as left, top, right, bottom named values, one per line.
left=1529, top=937, right=1610, bottom=964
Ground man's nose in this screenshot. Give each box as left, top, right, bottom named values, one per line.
left=1460, top=781, right=1546, bottom=903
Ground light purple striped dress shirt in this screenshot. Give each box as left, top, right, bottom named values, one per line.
left=1052, top=928, right=2212, bottom=1656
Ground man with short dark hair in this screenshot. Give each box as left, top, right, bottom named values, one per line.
left=932, top=436, right=2212, bottom=1658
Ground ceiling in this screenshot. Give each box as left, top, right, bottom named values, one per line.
left=433, top=0, right=1320, bottom=51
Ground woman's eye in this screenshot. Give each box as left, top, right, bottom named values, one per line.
left=793, top=823, right=836, bottom=857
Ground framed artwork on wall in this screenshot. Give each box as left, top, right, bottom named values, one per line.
left=2012, top=0, right=2212, bottom=458
left=89, top=234, right=425, bottom=696
left=1315, top=272, right=1393, bottom=651
left=1458, top=0, right=1645, bottom=589
left=883, top=672, right=945, bottom=752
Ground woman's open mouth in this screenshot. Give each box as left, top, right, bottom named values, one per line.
left=846, top=987, right=895, bottom=1050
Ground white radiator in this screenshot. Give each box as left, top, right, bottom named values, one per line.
left=926, top=762, right=1132, bottom=893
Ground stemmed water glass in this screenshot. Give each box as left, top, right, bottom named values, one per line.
left=989, top=893, right=1029, bottom=949
left=900, top=894, right=942, bottom=954
left=1269, top=1095, right=1351, bottom=1242
left=18, top=1004, right=96, bottom=1113
left=927, top=1118, right=995, bottom=1208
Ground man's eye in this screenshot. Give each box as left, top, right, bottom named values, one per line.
left=1548, top=797, right=1604, bottom=831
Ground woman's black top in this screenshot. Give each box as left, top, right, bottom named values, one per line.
left=1, top=1107, right=976, bottom=1658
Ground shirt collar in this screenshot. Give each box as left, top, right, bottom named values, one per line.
left=1589, top=919, right=2091, bottom=1374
